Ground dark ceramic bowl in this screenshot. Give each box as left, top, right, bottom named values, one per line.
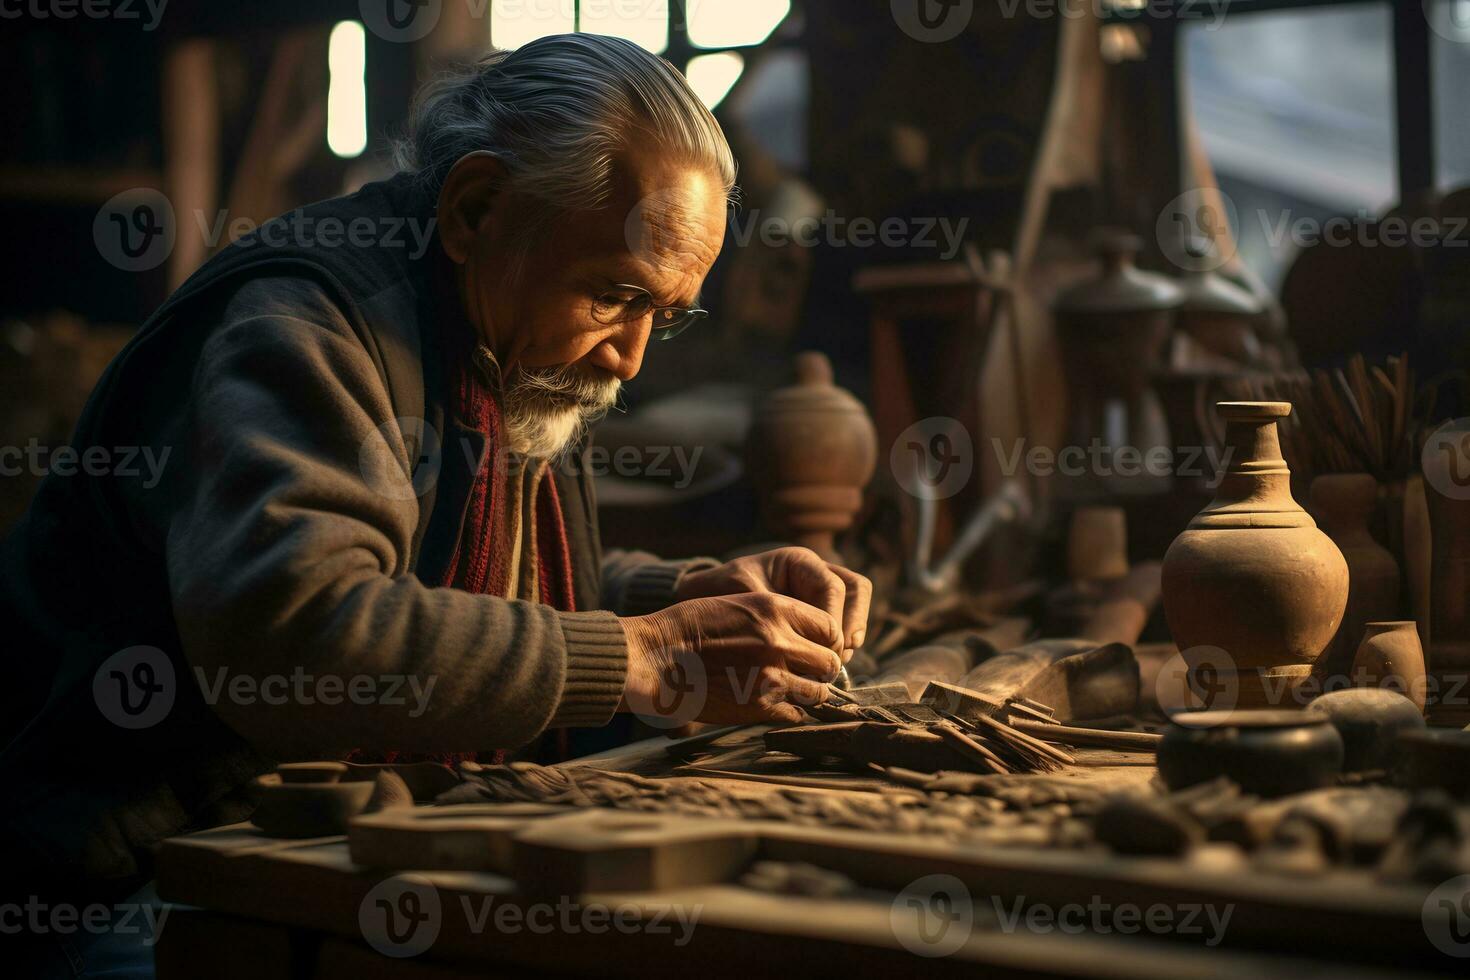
left=1158, top=710, right=1344, bottom=797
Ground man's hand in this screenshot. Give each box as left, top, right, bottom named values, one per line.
left=673, top=547, right=873, bottom=655
left=619, top=592, right=844, bottom=725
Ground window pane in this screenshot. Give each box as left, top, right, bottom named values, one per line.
left=579, top=0, right=669, bottom=54
left=1430, top=0, right=1470, bottom=189
left=1183, top=5, right=1396, bottom=288
left=491, top=0, right=575, bottom=50
left=686, top=52, right=744, bottom=110
left=327, top=21, right=367, bottom=159
left=688, top=0, right=791, bottom=48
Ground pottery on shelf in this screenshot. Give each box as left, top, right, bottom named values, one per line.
left=1310, top=473, right=1401, bottom=683
left=1157, top=710, right=1344, bottom=798
left=1175, top=243, right=1268, bottom=367
left=1053, top=230, right=1183, bottom=490
left=1351, top=621, right=1428, bottom=713
left=1162, top=402, right=1349, bottom=709
left=746, top=351, right=877, bottom=562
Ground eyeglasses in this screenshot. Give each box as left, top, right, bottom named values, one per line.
left=591, top=284, right=708, bottom=341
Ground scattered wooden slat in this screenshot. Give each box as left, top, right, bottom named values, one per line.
left=1010, top=719, right=1162, bottom=753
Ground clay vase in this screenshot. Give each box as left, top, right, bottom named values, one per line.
left=1310, top=473, right=1401, bottom=683
left=1161, top=402, right=1349, bottom=709
left=746, top=351, right=877, bottom=562
left=1351, top=621, right=1428, bottom=713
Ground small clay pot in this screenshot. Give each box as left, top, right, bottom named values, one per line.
left=1303, top=687, right=1426, bottom=772
left=250, top=771, right=374, bottom=838
left=1351, top=621, right=1428, bottom=712
left=1157, top=710, right=1344, bottom=798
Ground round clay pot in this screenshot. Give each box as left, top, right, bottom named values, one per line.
left=1157, top=710, right=1344, bottom=797
left=1304, top=687, right=1425, bottom=772
left=1162, top=402, right=1349, bottom=680
left=746, top=352, right=877, bottom=561
left=1352, top=621, right=1428, bottom=713
left=1310, top=474, right=1401, bottom=683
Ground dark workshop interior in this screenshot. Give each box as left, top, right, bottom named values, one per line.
left=4, top=1, right=1470, bottom=976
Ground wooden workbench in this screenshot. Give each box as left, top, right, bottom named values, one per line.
left=152, top=740, right=1462, bottom=978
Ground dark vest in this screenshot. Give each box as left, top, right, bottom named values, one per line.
left=0, top=174, right=604, bottom=903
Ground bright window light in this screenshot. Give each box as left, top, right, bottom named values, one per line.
left=686, top=51, right=744, bottom=110
left=491, top=0, right=575, bottom=50
left=579, top=0, right=668, bottom=54
left=687, top=0, right=789, bottom=48
left=327, top=21, right=367, bottom=158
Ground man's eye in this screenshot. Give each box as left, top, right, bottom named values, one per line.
left=593, top=292, right=651, bottom=322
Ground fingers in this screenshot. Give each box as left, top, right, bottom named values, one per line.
left=779, top=551, right=848, bottom=649
left=827, top=563, right=873, bottom=650
left=755, top=668, right=827, bottom=723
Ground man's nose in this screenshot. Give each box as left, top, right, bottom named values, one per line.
left=589, top=317, right=650, bottom=381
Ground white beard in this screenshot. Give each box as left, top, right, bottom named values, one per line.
left=491, top=352, right=622, bottom=460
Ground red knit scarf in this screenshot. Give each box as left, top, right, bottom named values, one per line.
left=347, top=332, right=576, bottom=767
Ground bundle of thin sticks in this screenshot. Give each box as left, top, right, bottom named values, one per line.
left=803, top=687, right=1073, bottom=775
left=1218, top=353, right=1436, bottom=483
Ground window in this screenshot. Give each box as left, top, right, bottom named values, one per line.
left=487, top=0, right=795, bottom=110
left=1182, top=4, right=1397, bottom=287
left=1431, top=0, right=1470, bottom=189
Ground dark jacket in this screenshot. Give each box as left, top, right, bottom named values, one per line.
left=0, top=174, right=696, bottom=903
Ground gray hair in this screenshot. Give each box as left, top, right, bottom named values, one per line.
left=396, top=34, right=738, bottom=228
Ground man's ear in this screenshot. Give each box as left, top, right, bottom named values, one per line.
left=437, top=151, right=509, bottom=264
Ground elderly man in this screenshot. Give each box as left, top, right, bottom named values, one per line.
left=2, top=33, right=869, bottom=969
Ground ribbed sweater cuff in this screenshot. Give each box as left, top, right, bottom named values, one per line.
left=619, top=558, right=720, bottom=616
left=548, top=611, right=628, bottom=728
